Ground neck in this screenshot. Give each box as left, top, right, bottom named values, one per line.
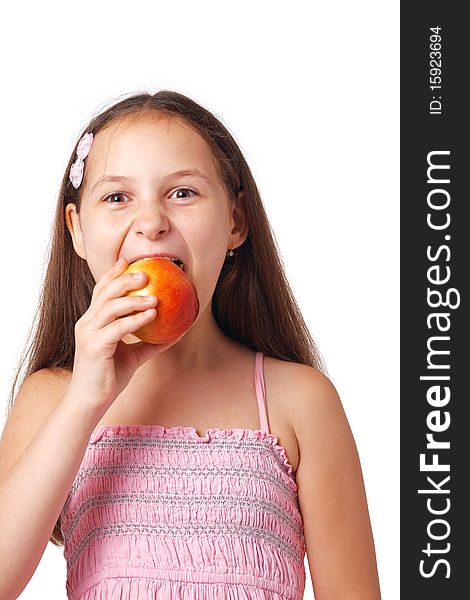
left=122, top=302, right=235, bottom=380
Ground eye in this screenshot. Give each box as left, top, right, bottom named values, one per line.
left=170, top=188, right=197, bottom=200
left=103, top=192, right=129, bottom=204
left=102, top=188, right=197, bottom=204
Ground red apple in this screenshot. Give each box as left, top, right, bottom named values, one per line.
left=123, top=257, right=199, bottom=344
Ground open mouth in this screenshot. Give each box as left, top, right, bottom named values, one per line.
left=148, top=256, right=186, bottom=273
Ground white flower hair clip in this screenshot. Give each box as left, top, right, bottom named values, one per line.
left=69, top=132, right=93, bottom=189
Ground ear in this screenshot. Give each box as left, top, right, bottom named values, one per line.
left=229, top=190, right=249, bottom=249
left=65, top=203, right=86, bottom=260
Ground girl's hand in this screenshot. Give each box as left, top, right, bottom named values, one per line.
left=69, top=257, right=184, bottom=412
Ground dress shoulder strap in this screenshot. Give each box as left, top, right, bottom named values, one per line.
left=254, top=351, right=270, bottom=434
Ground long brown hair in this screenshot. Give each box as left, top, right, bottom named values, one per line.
left=5, top=90, right=327, bottom=546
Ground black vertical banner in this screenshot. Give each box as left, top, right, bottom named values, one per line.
left=401, top=4, right=469, bottom=598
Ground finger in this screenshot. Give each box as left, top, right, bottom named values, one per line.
left=92, top=257, right=130, bottom=299
left=98, top=307, right=158, bottom=347
left=89, top=271, right=149, bottom=325
left=99, top=270, right=149, bottom=306
left=91, top=294, right=158, bottom=330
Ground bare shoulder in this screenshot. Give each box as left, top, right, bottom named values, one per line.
left=292, top=364, right=346, bottom=436
left=282, top=360, right=354, bottom=465
left=9, top=367, right=72, bottom=406
left=0, top=368, right=72, bottom=479
left=261, top=357, right=341, bottom=476
left=263, top=356, right=342, bottom=440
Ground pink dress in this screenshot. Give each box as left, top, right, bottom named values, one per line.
left=60, top=352, right=306, bottom=599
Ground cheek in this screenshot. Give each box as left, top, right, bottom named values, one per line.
left=80, top=222, right=124, bottom=281
left=189, top=203, right=231, bottom=249
left=189, top=225, right=228, bottom=270
left=191, top=233, right=229, bottom=294
left=81, top=215, right=123, bottom=250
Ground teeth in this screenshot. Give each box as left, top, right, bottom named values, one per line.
left=161, top=256, right=185, bottom=272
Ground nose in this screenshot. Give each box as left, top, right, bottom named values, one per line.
left=132, top=202, right=170, bottom=240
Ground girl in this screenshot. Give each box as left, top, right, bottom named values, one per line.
left=0, top=90, right=381, bottom=599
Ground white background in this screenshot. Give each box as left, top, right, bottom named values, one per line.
left=0, top=1, right=399, bottom=598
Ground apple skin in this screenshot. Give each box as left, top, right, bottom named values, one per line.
left=123, top=257, right=199, bottom=344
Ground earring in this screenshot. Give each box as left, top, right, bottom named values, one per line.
left=226, top=246, right=234, bottom=257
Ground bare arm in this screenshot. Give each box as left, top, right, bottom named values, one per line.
left=292, top=366, right=382, bottom=600
left=0, top=371, right=103, bottom=599
left=0, top=258, right=184, bottom=598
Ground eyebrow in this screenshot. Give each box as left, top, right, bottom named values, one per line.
left=90, top=169, right=212, bottom=194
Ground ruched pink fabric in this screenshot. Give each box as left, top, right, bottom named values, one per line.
left=60, top=352, right=306, bottom=599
